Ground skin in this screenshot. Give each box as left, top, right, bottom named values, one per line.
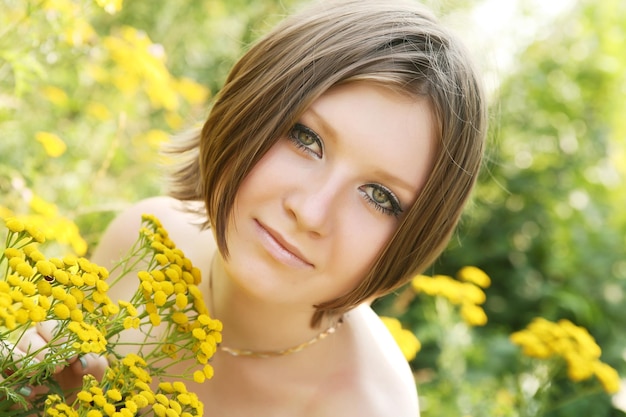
left=95, top=82, right=434, bottom=416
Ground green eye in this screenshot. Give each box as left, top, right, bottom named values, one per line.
left=359, top=184, right=403, bottom=217
left=288, top=123, right=323, bottom=158
left=296, top=130, right=316, bottom=146
left=371, top=188, right=389, bottom=205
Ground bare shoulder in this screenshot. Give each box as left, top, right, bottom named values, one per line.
left=91, top=196, right=213, bottom=269
left=318, top=304, right=420, bottom=417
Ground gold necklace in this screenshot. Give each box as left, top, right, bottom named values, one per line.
left=208, top=256, right=343, bottom=358
left=218, top=317, right=344, bottom=358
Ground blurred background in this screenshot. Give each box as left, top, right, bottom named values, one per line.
left=1, top=0, right=624, bottom=415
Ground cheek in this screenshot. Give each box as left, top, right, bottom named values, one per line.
left=334, top=216, right=397, bottom=285
left=237, top=143, right=294, bottom=198
left=234, top=155, right=276, bottom=207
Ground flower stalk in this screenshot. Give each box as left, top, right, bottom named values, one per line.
left=0, top=214, right=222, bottom=416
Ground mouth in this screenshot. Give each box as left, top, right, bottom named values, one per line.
left=255, top=220, right=314, bottom=269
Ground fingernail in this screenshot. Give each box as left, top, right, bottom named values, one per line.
left=18, top=386, right=32, bottom=397
left=79, top=356, right=88, bottom=370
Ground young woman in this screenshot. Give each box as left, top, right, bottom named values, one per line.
left=18, top=0, right=487, bottom=415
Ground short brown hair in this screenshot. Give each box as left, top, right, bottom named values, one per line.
left=168, top=0, right=487, bottom=326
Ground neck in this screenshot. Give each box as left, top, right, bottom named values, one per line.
left=208, top=254, right=339, bottom=354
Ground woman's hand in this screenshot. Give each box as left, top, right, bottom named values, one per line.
left=10, top=320, right=108, bottom=399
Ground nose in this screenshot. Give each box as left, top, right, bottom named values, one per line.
left=283, top=169, right=345, bottom=237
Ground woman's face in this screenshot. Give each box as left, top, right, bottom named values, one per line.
left=223, top=82, right=435, bottom=307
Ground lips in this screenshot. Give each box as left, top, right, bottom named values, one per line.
left=255, top=220, right=313, bottom=269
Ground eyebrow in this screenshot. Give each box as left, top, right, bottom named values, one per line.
left=305, top=107, right=420, bottom=198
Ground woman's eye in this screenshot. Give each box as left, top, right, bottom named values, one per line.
left=288, top=123, right=323, bottom=158
left=360, top=184, right=403, bottom=218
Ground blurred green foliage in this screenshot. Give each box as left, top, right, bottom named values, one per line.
left=1, top=0, right=624, bottom=416
left=0, top=0, right=298, bottom=253
left=386, top=0, right=626, bottom=415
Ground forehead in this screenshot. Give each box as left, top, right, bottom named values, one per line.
left=304, top=82, right=437, bottom=197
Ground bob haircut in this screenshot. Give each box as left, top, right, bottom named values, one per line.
left=168, top=0, right=487, bottom=327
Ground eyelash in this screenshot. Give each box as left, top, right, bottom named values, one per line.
left=360, top=184, right=403, bottom=218
left=288, top=123, right=323, bottom=158
left=287, top=123, right=403, bottom=218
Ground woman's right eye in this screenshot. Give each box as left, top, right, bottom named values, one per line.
left=288, top=123, right=323, bottom=158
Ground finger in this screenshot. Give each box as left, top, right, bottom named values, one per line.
left=15, top=326, right=63, bottom=374
left=40, top=321, right=92, bottom=376
left=38, top=320, right=77, bottom=373
left=35, top=320, right=61, bottom=343
left=55, top=353, right=108, bottom=393
left=68, top=353, right=108, bottom=381
left=4, top=337, right=40, bottom=375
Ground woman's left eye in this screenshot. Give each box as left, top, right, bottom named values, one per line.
left=288, top=123, right=323, bottom=158
left=359, top=184, right=403, bottom=218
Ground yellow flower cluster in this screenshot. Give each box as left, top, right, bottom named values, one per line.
left=510, top=317, right=620, bottom=394
left=1, top=218, right=113, bottom=370
left=93, top=26, right=209, bottom=113
left=380, top=316, right=421, bottom=362
left=117, top=214, right=222, bottom=384
left=1, top=195, right=88, bottom=255
left=46, top=354, right=203, bottom=417
left=0, top=214, right=222, bottom=416
left=411, top=266, right=490, bottom=326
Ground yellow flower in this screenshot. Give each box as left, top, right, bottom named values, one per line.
left=192, top=370, right=205, bottom=383
left=380, top=316, right=421, bottom=361
left=133, top=129, right=169, bottom=149
left=460, top=303, right=488, bottom=326
left=29, top=306, right=47, bottom=322
left=511, top=317, right=617, bottom=392
left=460, top=282, right=486, bottom=305
left=54, top=270, right=70, bottom=285
left=565, top=352, right=594, bottom=381
left=102, top=403, right=116, bottom=416
left=64, top=18, right=96, bottom=47
left=76, top=391, right=93, bottom=402
left=176, top=77, right=209, bottom=105
left=203, top=364, right=214, bottom=379
left=165, top=112, right=184, bottom=130
left=95, top=0, right=123, bottom=14
left=41, top=86, right=69, bottom=107
left=53, top=303, right=71, bottom=320
left=131, top=394, right=150, bottom=408
left=35, top=260, right=55, bottom=276
left=106, top=389, right=123, bottom=402
left=149, top=313, right=162, bottom=326
left=35, top=131, right=67, bottom=158
left=91, top=394, right=106, bottom=407
left=155, top=254, right=169, bottom=266
left=5, top=218, right=25, bottom=233
left=175, top=293, right=188, bottom=309
left=172, top=311, right=188, bottom=325
left=457, top=266, right=491, bottom=288
left=1, top=214, right=219, bottom=414
left=593, top=361, right=620, bottom=394
left=70, top=309, right=84, bottom=322
left=86, top=102, right=111, bottom=120
left=169, top=400, right=182, bottom=415
left=15, top=262, right=34, bottom=278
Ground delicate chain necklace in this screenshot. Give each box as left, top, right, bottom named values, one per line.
left=218, top=317, right=343, bottom=358
left=208, top=257, right=343, bottom=358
